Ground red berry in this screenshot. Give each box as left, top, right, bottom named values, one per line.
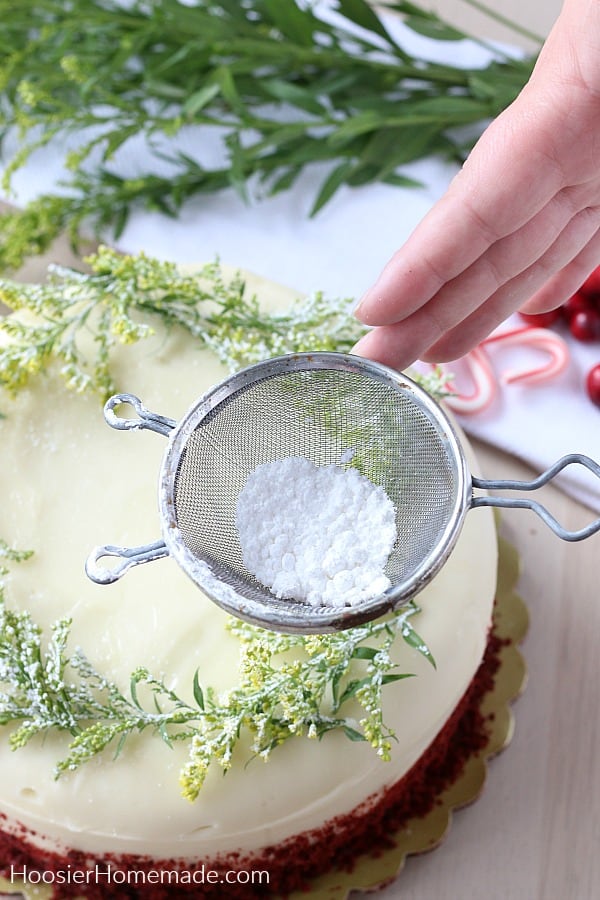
left=580, top=267, right=600, bottom=300
left=569, top=308, right=600, bottom=342
left=586, top=363, right=600, bottom=407
left=518, top=309, right=562, bottom=327
left=562, top=290, right=594, bottom=322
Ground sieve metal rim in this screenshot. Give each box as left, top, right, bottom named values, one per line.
left=87, top=352, right=600, bottom=632
left=156, top=352, right=471, bottom=632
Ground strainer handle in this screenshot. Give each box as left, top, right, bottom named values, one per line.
left=85, top=540, right=168, bottom=584
left=471, top=453, right=600, bottom=542
left=104, top=393, right=176, bottom=437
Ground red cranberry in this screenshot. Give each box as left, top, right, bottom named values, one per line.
left=569, top=308, right=600, bottom=342
left=518, top=309, right=562, bottom=327
left=586, top=364, right=600, bottom=407
left=580, top=267, right=600, bottom=300
left=562, top=291, right=594, bottom=322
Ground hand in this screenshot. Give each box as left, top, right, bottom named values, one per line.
left=353, top=0, right=600, bottom=371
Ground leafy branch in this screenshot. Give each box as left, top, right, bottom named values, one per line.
left=0, top=555, right=434, bottom=800
left=0, top=540, right=33, bottom=576
left=0, top=245, right=365, bottom=400
left=0, top=244, right=448, bottom=402
left=0, top=0, right=538, bottom=270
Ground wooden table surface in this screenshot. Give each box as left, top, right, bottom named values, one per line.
left=374, top=438, right=599, bottom=900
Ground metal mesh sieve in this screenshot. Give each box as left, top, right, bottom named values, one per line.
left=86, top=351, right=600, bottom=632
left=173, top=366, right=459, bottom=601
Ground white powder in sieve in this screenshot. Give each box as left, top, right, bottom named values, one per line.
left=236, top=456, right=397, bottom=608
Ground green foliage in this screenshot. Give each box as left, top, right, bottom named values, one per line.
left=0, top=245, right=450, bottom=405
left=0, top=0, right=538, bottom=270
left=0, top=554, right=434, bottom=800
left=0, top=245, right=365, bottom=400
left=0, top=245, right=449, bottom=798
left=0, top=540, right=33, bottom=576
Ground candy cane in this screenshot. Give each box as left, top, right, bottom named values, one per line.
left=438, top=346, right=497, bottom=415
left=482, top=326, right=569, bottom=385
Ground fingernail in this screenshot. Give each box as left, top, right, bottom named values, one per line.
left=353, top=296, right=366, bottom=321
left=353, top=290, right=374, bottom=323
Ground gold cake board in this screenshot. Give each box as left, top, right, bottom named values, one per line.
left=0, top=535, right=527, bottom=900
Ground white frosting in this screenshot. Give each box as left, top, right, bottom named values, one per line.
left=0, top=270, right=497, bottom=860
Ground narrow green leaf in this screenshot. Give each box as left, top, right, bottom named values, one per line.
left=385, top=2, right=484, bottom=41
left=224, top=132, right=250, bottom=201
left=113, top=731, right=128, bottom=760
left=337, top=0, right=396, bottom=46
left=337, top=671, right=414, bottom=707
left=183, top=82, right=221, bottom=118
left=157, top=720, right=174, bottom=748
left=310, top=158, right=355, bottom=215
left=343, top=725, right=367, bottom=742
left=313, top=72, right=361, bottom=98
left=375, top=123, right=447, bottom=167
left=468, top=73, right=502, bottom=101
left=382, top=172, right=423, bottom=188
left=357, top=126, right=405, bottom=166
left=259, top=79, right=326, bottom=116
left=192, top=669, right=205, bottom=711
left=215, top=66, right=243, bottom=114
left=331, top=670, right=342, bottom=709
left=351, top=645, right=379, bottom=660
left=327, top=111, right=383, bottom=144
left=345, top=162, right=380, bottom=187
left=101, top=126, right=141, bottom=162
left=406, top=95, right=492, bottom=120
left=130, top=674, right=142, bottom=710
left=381, top=672, right=414, bottom=685
left=402, top=621, right=436, bottom=668
left=403, top=15, right=466, bottom=41
left=209, top=0, right=250, bottom=22
left=111, top=205, right=130, bottom=240
left=338, top=677, right=366, bottom=706
left=262, top=0, right=315, bottom=46
left=266, top=165, right=302, bottom=196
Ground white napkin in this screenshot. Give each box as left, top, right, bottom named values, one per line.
left=1, top=17, right=599, bottom=517
left=416, top=317, right=600, bottom=514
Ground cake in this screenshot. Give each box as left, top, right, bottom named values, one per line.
left=0, top=263, right=498, bottom=898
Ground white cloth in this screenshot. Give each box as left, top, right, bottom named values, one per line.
left=1, top=18, right=599, bottom=518
left=416, top=318, right=600, bottom=514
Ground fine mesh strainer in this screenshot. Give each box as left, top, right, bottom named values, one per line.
left=86, top=352, right=600, bottom=633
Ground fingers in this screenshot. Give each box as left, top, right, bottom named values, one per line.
left=352, top=3, right=600, bottom=373
left=353, top=183, right=495, bottom=327
left=520, top=226, right=600, bottom=312
left=353, top=207, right=600, bottom=369
left=395, top=187, right=590, bottom=335
left=355, top=92, right=565, bottom=328
left=422, top=208, right=600, bottom=361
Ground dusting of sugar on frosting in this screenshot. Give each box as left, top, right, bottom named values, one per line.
left=236, top=456, right=397, bottom=607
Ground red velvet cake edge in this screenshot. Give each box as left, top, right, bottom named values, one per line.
left=0, top=628, right=504, bottom=899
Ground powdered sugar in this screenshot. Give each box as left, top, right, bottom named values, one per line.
left=236, top=457, right=397, bottom=608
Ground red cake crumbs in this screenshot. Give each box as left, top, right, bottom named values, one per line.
left=0, top=630, right=505, bottom=899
